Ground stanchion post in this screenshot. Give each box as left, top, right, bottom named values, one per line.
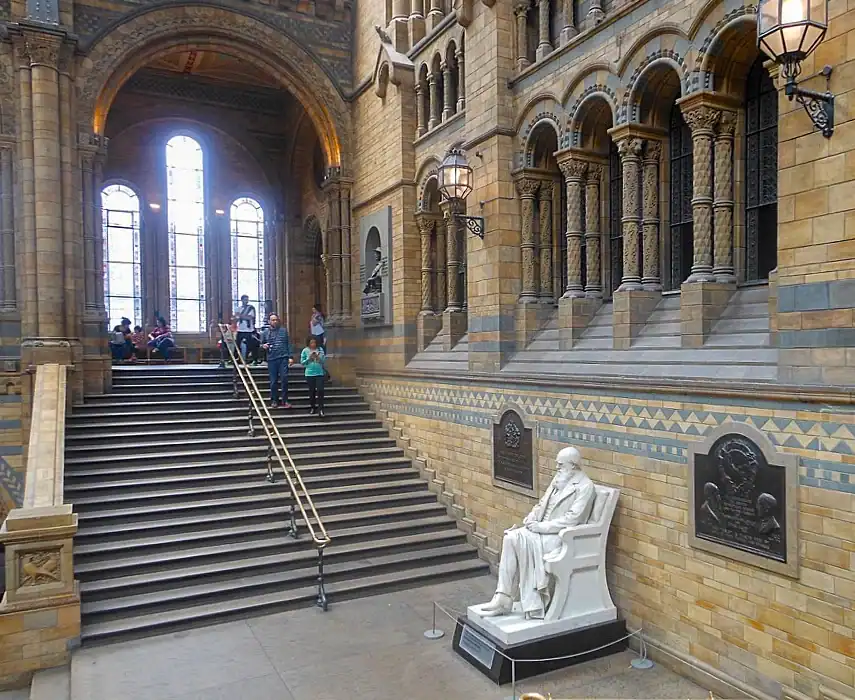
left=247, top=401, right=255, bottom=437
left=424, top=601, right=445, bottom=639
left=316, top=546, right=329, bottom=611
left=287, top=503, right=298, bottom=538
left=265, top=444, right=275, bottom=483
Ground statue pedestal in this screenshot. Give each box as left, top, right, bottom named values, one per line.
left=452, top=613, right=627, bottom=685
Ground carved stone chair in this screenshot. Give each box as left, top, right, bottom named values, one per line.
left=542, top=484, right=620, bottom=624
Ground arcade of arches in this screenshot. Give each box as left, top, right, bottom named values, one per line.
left=0, top=0, right=854, bottom=695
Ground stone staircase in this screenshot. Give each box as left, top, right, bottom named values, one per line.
left=65, top=365, right=488, bottom=645
left=501, top=286, right=776, bottom=381
left=407, top=333, right=469, bottom=372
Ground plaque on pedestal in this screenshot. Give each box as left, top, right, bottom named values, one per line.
left=688, top=423, right=799, bottom=577
left=491, top=404, right=536, bottom=496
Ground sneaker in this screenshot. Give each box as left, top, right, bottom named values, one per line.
left=310, top=408, right=317, bottom=415
left=270, top=402, right=278, bottom=409
left=281, top=402, right=293, bottom=409
left=319, top=410, right=325, bottom=418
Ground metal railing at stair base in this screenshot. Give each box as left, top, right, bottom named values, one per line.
left=218, top=323, right=332, bottom=611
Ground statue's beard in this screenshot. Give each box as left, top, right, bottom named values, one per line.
left=555, top=465, right=577, bottom=487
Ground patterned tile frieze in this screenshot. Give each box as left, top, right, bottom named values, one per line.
left=365, top=378, right=855, bottom=494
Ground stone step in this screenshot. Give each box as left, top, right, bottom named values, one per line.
left=711, top=316, right=769, bottom=334
left=66, top=404, right=369, bottom=425
left=718, top=301, right=769, bottom=319
left=500, top=359, right=778, bottom=381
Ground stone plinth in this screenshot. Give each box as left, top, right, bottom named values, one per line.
left=442, top=309, right=467, bottom=351
left=612, top=290, right=660, bottom=350
left=417, top=311, right=442, bottom=351
left=558, top=296, right=601, bottom=350
left=515, top=300, right=546, bottom=351
left=680, top=281, right=735, bottom=348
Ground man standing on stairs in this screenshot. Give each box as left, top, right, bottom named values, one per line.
left=236, top=295, right=259, bottom=363
left=262, top=314, right=293, bottom=409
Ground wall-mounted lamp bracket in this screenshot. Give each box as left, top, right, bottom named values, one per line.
left=456, top=215, right=485, bottom=239
left=786, top=64, right=834, bottom=138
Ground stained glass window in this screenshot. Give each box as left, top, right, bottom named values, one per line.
left=229, top=197, right=265, bottom=313
left=166, top=135, right=206, bottom=332
left=101, top=184, right=142, bottom=329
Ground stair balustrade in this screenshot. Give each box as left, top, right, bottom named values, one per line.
left=218, top=324, right=332, bottom=611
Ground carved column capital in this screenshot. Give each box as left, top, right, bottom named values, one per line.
left=24, top=35, right=62, bottom=69
left=416, top=213, right=436, bottom=235
left=538, top=180, right=553, bottom=200
left=557, top=157, right=587, bottom=181
left=717, top=110, right=737, bottom=137
left=682, top=104, right=721, bottom=135
left=513, top=0, right=530, bottom=16
left=642, top=140, right=662, bottom=163
left=616, top=137, right=643, bottom=160
left=585, top=163, right=603, bottom=183
left=515, top=176, right=540, bottom=199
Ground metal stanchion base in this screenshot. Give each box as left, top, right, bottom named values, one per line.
left=631, top=658, right=654, bottom=669
left=424, top=629, right=445, bottom=640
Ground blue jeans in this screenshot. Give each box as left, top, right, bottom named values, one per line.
left=268, top=357, right=289, bottom=404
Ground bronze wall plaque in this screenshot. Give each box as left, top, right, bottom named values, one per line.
left=688, top=423, right=799, bottom=578
left=493, top=409, right=534, bottom=492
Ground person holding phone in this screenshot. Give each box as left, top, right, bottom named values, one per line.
left=300, top=335, right=326, bottom=417
left=262, top=314, right=293, bottom=409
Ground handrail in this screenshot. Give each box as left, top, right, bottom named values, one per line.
left=218, top=324, right=332, bottom=609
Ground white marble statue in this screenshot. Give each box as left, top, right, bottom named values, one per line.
left=481, top=446, right=595, bottom=619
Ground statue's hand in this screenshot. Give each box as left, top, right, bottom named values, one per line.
left=526, top=522, right=547, bottom=534
left=504, top=524, right=520, bottom=535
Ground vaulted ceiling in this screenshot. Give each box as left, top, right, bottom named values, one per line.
left=146, top=50, right=281, bottom=90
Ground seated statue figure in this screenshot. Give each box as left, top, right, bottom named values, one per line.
left=481, top=446, right=595, bottom=619
left=363, top=247, right=383, bottom=294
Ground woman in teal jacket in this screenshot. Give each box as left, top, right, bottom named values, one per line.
left=300, top=336, right=326, bottom=417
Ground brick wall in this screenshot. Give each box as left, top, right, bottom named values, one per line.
left=361, top=374, right=855, bottom=699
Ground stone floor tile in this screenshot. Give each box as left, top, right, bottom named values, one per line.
left=0, top=690, right=29, bottom=700
left=71, top=621, right=276, bottom=700
left=164, top=673, right=294, bottom=700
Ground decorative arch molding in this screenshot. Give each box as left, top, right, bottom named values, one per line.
left=522, top=118, right=561, bottom=168
left=566, top=87, right=619, bottom=148
left=616, top=24, right=689, bottom=77
left=559, top=62, right=616, bottom=105
left=693, top=7, right=759, bottom=92
left=687, top=0, right=751, bottom=41
left=304, top=214, right=322, bottom=253
left=77, top=4, right=349, bottom=171
left=515, top=94, right=564, bottom=168
left=415, top=156, right=441, bottom=211
left=621, top=53, right=689, bottom=124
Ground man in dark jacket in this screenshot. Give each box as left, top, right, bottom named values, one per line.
left=262, top=313, right=292, bottom=408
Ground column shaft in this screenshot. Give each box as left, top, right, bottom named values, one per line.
left=515, top=177, right=540, bottom=301
left=585, top=165, right=603, bottom=298
left=441, top=62, right=454, bottom=120
left=455, top=49, right=465, bottom=111
left=59, top=48, right=78, bottom=340
left=682, top=104, right=720, bottom=283
left=558, top=158, right=586, bottom=298
left=436, top=216, right=447, bottom=312
left=417, top=215, right=435, bottom=312
left=617, top=137, right=643, bottom=291
left=536, top=0, right=552, bottom=60
left=538, top=182, right=553, bottom=301
left=415, top=83, right=426, bottom=137
left=325, top=185, right=342, bottom=319
left=339, top=185, right=352, bottom=320
left=444, top=203, right=462, bottom=312
left=713, top=111, right=737, bottom=283
left=514, top=2, right=530, bottom=71
left=641, top=140, right=662, bottom=291
left=428, top=73, right=440, bottom=130
left=0, top=144, right=15, bottom=310
left=559, top=0, right=577, bottom=43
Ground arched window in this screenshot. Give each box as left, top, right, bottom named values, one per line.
left=668, top=104, right=693, bottom=290
left=230, top=196, right=265, bottom=312
left=101, top=184, right=142, bottom=329
left=166, top=135, right=206, bottom=332
left=745, top=56, right=778, bottom=282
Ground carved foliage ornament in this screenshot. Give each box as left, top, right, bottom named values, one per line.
left=683, top=105, right=721, bottom=134
left=557, top=158, right=587, bottom=180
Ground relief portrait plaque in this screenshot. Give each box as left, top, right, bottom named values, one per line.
left=492, top=407, right=535, bottom=496
left=688, top=423, right=799, bottom=578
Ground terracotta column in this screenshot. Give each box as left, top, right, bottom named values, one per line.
left=455, top=48, right=465, bottom=112
left=441, top=61, right=454, bottom=120
left=536, top=0, right=552, bottom=60
left=428, top=71, right=440, bottom=130
left=641, top=140, right=662, bottom=291
left=713, top=111, right=737, bottom=284
left=415, top=83, right=426, bottom=137
left=585, top=165, right=603, bottom=298
left=616, top=137, right=643, bottom=291
left=514, top=1, right=531, bottom=71
left=435, top=215, right=447, bottom=312
left=681, top=103, right=720, bottom=283
left=515, top=177, right=540, bottom=302
left=443, top=202, right=462, bottom=312
left=538, top=182, right=553, bottom=301
left=559, top=0, right=577, bottom=44
left=557, top=157, right=586, bottom=298
left=417, top=214, right=435, bottom=312
left=0, top=141, right=15, bottom=311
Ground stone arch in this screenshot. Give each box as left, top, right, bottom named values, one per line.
left=568, top=93, right=616, bottom=153
left=623, top=56, right=688, bottom=126
left=77, top=4, right=349, bottom=171
left=618, top=26, right=690, bottom=124
left=304, top=214, right=322, bottom=252
left=515, top=93, right=563, bottom=168
left=565, top=83, right=619, bottom=149
left=416, top=157, right=441, bottom=211
left=695, top=9, right=760, bottom=95
left=375, top=61, right=390, bottom=98
left=525, top=121, right=560, bottom=169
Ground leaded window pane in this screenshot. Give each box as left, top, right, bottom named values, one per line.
left=101, top=183, right=142, bottom=329
left=230, top=196, right=265, bottom=309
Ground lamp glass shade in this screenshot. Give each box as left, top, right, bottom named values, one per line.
left=758, top=0, right=828, bottom=62
left=437, top=149, right=473, bottom=202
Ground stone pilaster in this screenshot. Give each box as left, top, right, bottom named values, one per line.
left=455, top=48, right=465, bottom=111
left=417, top=213, right=434, bottom=312
left=415, top=83, right=426, bottom=137
left=0, top=140, right=16, bottom=312
left=441, top=200, right=466, bottom=349
left=536, top=0, right=552, bottom=60
left=435, top=215, right=447, bottom=313
left=322, top=175, right=353, bottom=324
left=514, top=175, right=540, bottom=303
left=641, top=139, right=662, bottom=291
left=676, top=92, right=738, bottom=348
left=584, top=164, right=603, bottom=298
left=559, top=0, right=577, bottom=44
left=538, top=181, right=553, bottom=302
left=713, top=110, right=737, bottom=284
left=616, top=136, right=643, bottom=291
left=514, top=1, right=530, bottom=72
left=441, top=61, right=453, bottom=121
left=428, top=72, right=440, bottom=131
left=608, top=126, right=662, bottom=350
left=556, top=154, right=586, bottom=299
